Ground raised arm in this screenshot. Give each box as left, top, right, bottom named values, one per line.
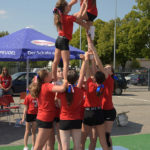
left=52, top=80, right=68, bottom=93
left=77, top=52, right=89, bottom=88
left=68, top=0, right=78, bottom=7
left=87, top=34, right=108, bottom=78
left=78, top=0, right=88, bottom=17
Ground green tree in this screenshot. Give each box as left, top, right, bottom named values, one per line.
left=0, top=31, right=9, bottom=37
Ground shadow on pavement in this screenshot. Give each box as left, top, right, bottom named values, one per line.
left=0, top=121, right=25, bottom=145
left=112, top=121, right=143, bottom=136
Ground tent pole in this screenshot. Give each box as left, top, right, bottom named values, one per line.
left=26, top=58, right=29, bottom=94
left=79, top=25, right=82, bottom=67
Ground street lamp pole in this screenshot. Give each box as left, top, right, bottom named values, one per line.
left=113, top=0, right=117, bottom=70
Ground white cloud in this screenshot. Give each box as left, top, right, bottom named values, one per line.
left=0, top=10, right=7, bottom=16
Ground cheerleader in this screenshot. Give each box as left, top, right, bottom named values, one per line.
left=29, top=69, right=67, bottom=150
left=57, top=52, right=89, bottom=150
left=20, top=94, right=38, bottom=150
left=52, top=0, right=89, bottom=81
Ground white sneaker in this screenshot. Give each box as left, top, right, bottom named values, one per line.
left=31, top=146, right=34, bottom=150
left=88, top=26, right=95, bottom=40
left=23, top=147, right=29, bottom=150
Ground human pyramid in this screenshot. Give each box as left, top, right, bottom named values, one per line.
left=21, top=1, right=116, bottom=150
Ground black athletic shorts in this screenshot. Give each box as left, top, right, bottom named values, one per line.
left=25, top=114, right=37, bottom=122
left=83, top=108, right=104, bottom=126
left=54, top=117, right=60, bottom=123
left=36, top=119, right=53, bottom=129
left=87, top=12, right=97, bottom=22
left=55, top=36, right=69, bottom=51
left=59, top=120, right=82, bottom=130
left=103, top=108, right=116, bottom=121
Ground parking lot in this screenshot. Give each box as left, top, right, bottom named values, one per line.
left=0, top=85, right=150, bottom=147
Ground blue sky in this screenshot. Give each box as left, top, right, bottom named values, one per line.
left=0, top=0, right=136, bottom=38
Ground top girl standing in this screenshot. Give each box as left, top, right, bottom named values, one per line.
left=29, top=69, right=67, bottom=150
left=70, top=0, right=98, bottom=40
left=52, top=0, right=89, bottom=81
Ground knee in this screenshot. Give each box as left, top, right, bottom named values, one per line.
left=25, top=129, right=30, bottom=135
left=53, top=59, right=59, bottom=65
left=31, top=129, right=36, bottom=135
left=105, top=132, right=111, bottom=147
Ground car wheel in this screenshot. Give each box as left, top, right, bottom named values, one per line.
left=114, top=88, right=122, bottom=95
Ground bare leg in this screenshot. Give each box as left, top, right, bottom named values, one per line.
left=61, top=51, right=70, bottom=81
left=34, top=128, right=53, bottom=150
left=46, top=128, right=55, bottom=150
left=104, top=121, right=114, bottom=150
left=71, top=129, right=81, bottom=150
left=89, top=127, right=97, bottom=150
left=56, top=123, right=62, bottom=150
left=96, top=124, right=108, bottom=150
left=31, top=121, right=37, bottom=147
left=52, top=48, right=61, bottom=81
left=24, top=122, right=31, bottom=147
left=81, top=123, right=91, bottom=150
left=59, top=130, right=70, bottom=150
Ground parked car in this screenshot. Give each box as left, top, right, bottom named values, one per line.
left=130, top=74, right=148, bottom=86
left=11, top=72, right=36, bottom=95
left=114, top=73, right=128, bottom=95
left=125, top=74, right=135, bottom=84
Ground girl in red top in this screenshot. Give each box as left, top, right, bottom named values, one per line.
left=102, top=65, right=116, bottom=150
left=86, top=34, right=118, bottom=150
left=70, top=0, right=98, bottom=40
left=29, top=69, right=67, bottom=150
left=52, top=0, right=89, bottom=81
left=57, top=52, right=89, bottom=150
left=0, top=67, right=12, bottom=97
left=20, top=94, right=38, bottom=150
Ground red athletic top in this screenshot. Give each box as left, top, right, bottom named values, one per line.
left=37, top=83, right=56, bottom=122
left=101, top=75, right=114, bottom=110
left=58, top=14, right=76, bottom=40
left=84, top=78, right=103, bottom=108
left=58, top=87, right=84, bottom=120
left=24, top=94, right=38, bottom=115
left=0, top=75, right=12, bottom=89
left=80, top=0, right=98, bottom=16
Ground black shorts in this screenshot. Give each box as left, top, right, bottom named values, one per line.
left=87, top=12, right=97, bottom=22
left=83, top=109, right=104, bottom=126
left=54, top=117, right=60, bottom=123
left=36, top=119, right=53, bottom=129
left=103, top=108, right=116, bottom=121
left=25, top=114, right=37, bottom=122
left=55, top=36, right=69, bottom=51
left=59, top=120, right=82, bottom=130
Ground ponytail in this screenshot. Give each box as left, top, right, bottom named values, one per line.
left=66, top=84, right=75, bottom=106
left=53, top=8, right=62, bottom=30
left=53, top=0, right=68, bottom=31
left=29, top=69, right=48, bottom=98
left=65, top=70, right=79, bottom=106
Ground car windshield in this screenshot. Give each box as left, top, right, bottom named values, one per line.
left=131, top=74, right=139, bottom=79
left=11, top=72, right=23, bottom=80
